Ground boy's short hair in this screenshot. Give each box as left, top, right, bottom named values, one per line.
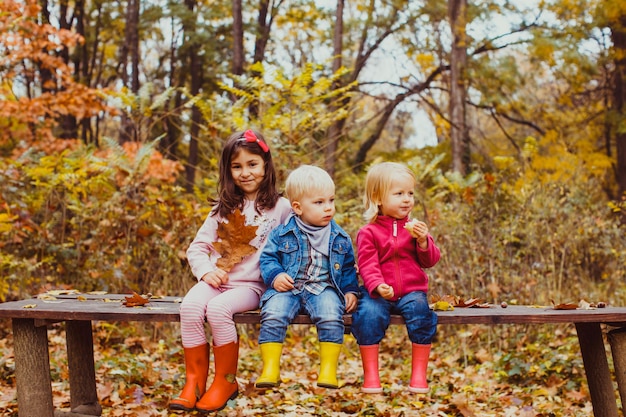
left=285, top=165, right=335, bottom=203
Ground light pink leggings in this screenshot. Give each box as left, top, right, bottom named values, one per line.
left=180, top=281, right=260, bottom=348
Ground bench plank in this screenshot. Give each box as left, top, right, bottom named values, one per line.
left=2, top=295, right=626, bottom=326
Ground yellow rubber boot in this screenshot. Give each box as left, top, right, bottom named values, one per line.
left=317, top=342, right=342, bottom=389
left=255, top=342, right=283, bottom=388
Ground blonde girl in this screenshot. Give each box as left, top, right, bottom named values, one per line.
left=351, top=162, right=440, bottom=394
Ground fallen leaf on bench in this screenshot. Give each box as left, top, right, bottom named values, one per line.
left=77, top=295, right=87, bottom=301
left=22, top=304, right=37, bottom=309
left=38, top=294, right=57, bottom=301
left=430, top=294, right=457, bottom=304
left=46, top=289, right=80, bottom=296
left=430, top=294, right=489, bottom=308
left=123, top=292, right=150, bottom=307
left=213, top=209, right=259, bottom=272
left=87, top=291, right=108, bottom=295
left=455, top=297, right=484, bottom=308
left=432, top=300, right=454, bottom=311
left=551, top=299, right=578, bottom=310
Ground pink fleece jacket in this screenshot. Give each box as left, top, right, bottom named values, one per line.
left=356, top=215, right=440, bottom=301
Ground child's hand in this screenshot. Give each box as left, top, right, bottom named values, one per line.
left=273, top=273, right=295, bottom=292
left=201, top=269, right=229, bottom=288
left=376, top=283, right=395, bottom=300
left=345, top=293, right=358, bottom=313
left=405, top=219, right=429, bottom=249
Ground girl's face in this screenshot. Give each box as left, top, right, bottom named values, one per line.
left=380, top=174, right=415, bottom=219
left=230, top=148, right=266, bottom=200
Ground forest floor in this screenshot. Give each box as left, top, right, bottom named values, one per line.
left=0, top=321, right=608, bottom=416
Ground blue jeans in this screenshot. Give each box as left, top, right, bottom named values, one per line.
left=351, top=290, right=437, bottom=345
left=259, top=287, right=345, bottom=344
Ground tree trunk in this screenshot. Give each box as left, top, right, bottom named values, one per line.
left=611, top=14, right=626, bottom=197
left=184, top=0, right=203, bottom=192
left=325, top=0, right=345, bottom=178
left=120, top=0, right=140, bottom=143
left=248, top=0, right=274, bottom=116
left=232, top=0, right=244, bottom=76
left=448, top=0, right=469, bottom=175
left=354, top=94, right=407, bottom=171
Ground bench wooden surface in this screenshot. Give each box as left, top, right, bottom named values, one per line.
left=1, top=293, right=626, bottom=417
left=2, top=293, right=625, bottom=325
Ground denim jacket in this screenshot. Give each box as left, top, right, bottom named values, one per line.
left=259, top=216, right=360, bottom=307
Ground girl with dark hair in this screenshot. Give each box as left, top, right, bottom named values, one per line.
left=170, top=130, right=291, bottom=413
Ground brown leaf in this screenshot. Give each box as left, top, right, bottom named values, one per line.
left=213, top=209, right=259, bottom=271
left=455, top=297, right=484, bottom=308
left=430, top=294, right=488, bottom=308
left=430, top=293, right=457, bottom=304
left=551, top=299, right=578, bottom=310
left=123, top=291, right=150, bottom=307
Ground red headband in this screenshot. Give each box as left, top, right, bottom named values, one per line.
left=243, top=130, right=269, bottom=153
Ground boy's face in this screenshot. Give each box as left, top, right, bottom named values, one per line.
left=380, top=174, right=415, bottom=220
left=292, top=187, right=336, bottom=227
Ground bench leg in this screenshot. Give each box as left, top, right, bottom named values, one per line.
left=575, top=322, right=619, bottom=417
left=608, top=327, right=626, bottom=415
left=13, top=318, right=55, bottom=417
left=66, top=320, right=102, bottom=416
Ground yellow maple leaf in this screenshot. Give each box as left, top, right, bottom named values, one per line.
left=213, top=210, right=259, bottom=271
left=432, top=301, right=454, bottom=311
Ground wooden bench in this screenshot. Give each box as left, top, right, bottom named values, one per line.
left=1, top=293, right=626, bottom=417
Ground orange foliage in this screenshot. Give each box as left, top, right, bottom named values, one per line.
left=98, top=142, right=184, bottom=184
left=126, top=142, right=183, bottom=183
left=0, top=0, right=109, bottom=150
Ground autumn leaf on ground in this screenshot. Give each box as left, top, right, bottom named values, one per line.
left=123, top=292, right=150, bottom=307
left=212, top=209, right=259, bottom=271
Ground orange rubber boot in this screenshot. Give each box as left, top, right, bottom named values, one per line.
left=196, top=341, right=239, bottom=413
left=169, top=344, right=210, bottom=411
left=409, top=343, right=431, bottom=393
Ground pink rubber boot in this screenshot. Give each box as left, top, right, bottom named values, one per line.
left=409, top=343, right=431, bottom=393
left=359, top=345, right=383, bottom=393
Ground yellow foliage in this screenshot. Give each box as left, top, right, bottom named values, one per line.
left=0, top=212, right=17, bottom=233
left=415, top=53, right=437, bottom=72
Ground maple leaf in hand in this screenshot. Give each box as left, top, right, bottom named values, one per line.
left=213, top=209, right=259, bottom=271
